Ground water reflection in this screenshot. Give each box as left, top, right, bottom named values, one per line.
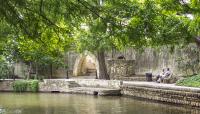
left=0, top=93, right=199, bottom=114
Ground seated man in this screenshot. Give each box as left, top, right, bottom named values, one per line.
left=155, top=69, right=165, bottom=82
left=156, top=68, right=171, bottom=83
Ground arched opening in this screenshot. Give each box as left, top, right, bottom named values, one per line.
left=73, top=52, right=99, bottom=78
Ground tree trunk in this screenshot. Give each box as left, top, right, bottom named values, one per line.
left=97, top=50, right=110, bottom=80
left=50, top=64, right=53, bottom=79
left=65, top=52, right=69, bottom=79
left=35, top=62, right=38, bottom=79
left=27, top=62, right=32, bottom=80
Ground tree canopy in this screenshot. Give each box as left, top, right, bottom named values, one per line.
left=0, top=0, right=200, bottom=79
left=1, top=0, right=199, bottom=50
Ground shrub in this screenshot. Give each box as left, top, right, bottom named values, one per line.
left=176, top=75, right=200, bottom=87
left=28, top=80, right=39, bottom=92
left=12, top=80, right=28, bottom=92
left=0, top=56, right=11, bottom=79
left=12, top=80, right=39, bottom=92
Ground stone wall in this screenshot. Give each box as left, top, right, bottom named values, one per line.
left=122, top=82, right=200, bottom=107
left=13, top=44, right=200, bottom=78
left=2, top=79, right=200, bottom=107
left=64, top=44, right=200, bottom=78
left=0, top=80, right=13, bottom=91
left=14, top=62, right=27, bottom=78
left=0, top=79, right=122, bottom=92
left=13, top=51, right=79, bottom=78
left=107, top=60, right=135, bottom=79
left=106, top=44, right=200, bottom=77
left=66, top=51, right=79, bottom=75
left=39, top=79, right=80, bottom=92
left=69, top=79, right=122, bottom=88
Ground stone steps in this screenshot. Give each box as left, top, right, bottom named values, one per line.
left=67, top=80, right=121, bottom=96
left=67, top=81, right=81, bottom=88
left=40, top=79, right=121, bottom=96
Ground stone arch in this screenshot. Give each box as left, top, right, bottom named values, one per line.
left=73, top=52, right=100, bottom=78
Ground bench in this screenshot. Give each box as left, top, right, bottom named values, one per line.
left=163, top=74, right=177, bottom=84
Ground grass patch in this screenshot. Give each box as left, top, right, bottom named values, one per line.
left=13, top=80, right=39, bottom=92
left=176, top=75, right=200, bottom=87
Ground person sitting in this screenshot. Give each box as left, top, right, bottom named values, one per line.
left=156, top=68, right=171, bottom=83
left=155, top=69, right=165, bottom=82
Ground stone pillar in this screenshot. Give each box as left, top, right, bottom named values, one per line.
left=107, top=59, right=135, bottom=79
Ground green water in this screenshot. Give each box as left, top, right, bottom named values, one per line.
left=0, top=93, right=199, bottom=114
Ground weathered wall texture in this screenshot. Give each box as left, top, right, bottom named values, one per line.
left=122, top=82, right=200, bottom=107
left=13, top=44, right=200, bottom=78
left=14, top=62, right=27, bottom=78
left=107, top=60, right=135, bottom=79
left=2, top=79, right=200, bottom=107
left=106, top=44, right=200, bottom=77
left=37, top=51, right=79, bottom=78
left=39, top=79, right=122, bottom=92
left=0, top=80, right=13, bottom=91
left=69, top=79, right=122, bottom=88
left=72, top=52, right=98, bottom=76
left=0, top=79, right=122, bottom=92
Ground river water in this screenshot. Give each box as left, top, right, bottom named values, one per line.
left=0, top=93, right=199, bottom=114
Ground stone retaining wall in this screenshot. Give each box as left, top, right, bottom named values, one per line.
left=39, top=79, right=80, bottom=92
left=39, top=79, right=122, bottom=92
left=69, top=79, right=122, bottom=89
left=0, top=79, right=122, bottom=92
left=2, top=79, right=200, bottom=107
left=0, top=80, right=13, bottom=91
left=122, top=82, right=200, bottom=107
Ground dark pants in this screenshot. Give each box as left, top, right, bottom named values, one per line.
left=155, top=75, right=164, bottom=82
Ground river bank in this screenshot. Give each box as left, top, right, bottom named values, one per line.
left=1, top=79, right=200, bottom=107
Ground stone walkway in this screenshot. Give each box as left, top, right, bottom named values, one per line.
left=123, top=81, right=200, bottom=93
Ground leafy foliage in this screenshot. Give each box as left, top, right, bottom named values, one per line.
left=74, top=0, right=196, bottom=53
left=28, top=80, right=39, bottom=92
left=0, top=56, right=12, bottom=79
left=176, top=44, right=200, bottom=75
left=0, top=0, right=200, bottom=79
left=0, top=0, right=78, bottom=78
left=176, top=75, right=200, bottom=87
left=12, top=80, right=28, bottom=92
left=12, top=80, right=39, bottom=92
left=0, top=0, right=199, bottom=50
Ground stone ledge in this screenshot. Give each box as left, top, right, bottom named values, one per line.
left=2, top=79, right=200, bottom=107
left=68, top=79, right=122, bottom=89
left=66, top=87, right=121, bottom=96
left=122, top=81, right=200, bottom=107
left=122, top=81, right=200, bottom=93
